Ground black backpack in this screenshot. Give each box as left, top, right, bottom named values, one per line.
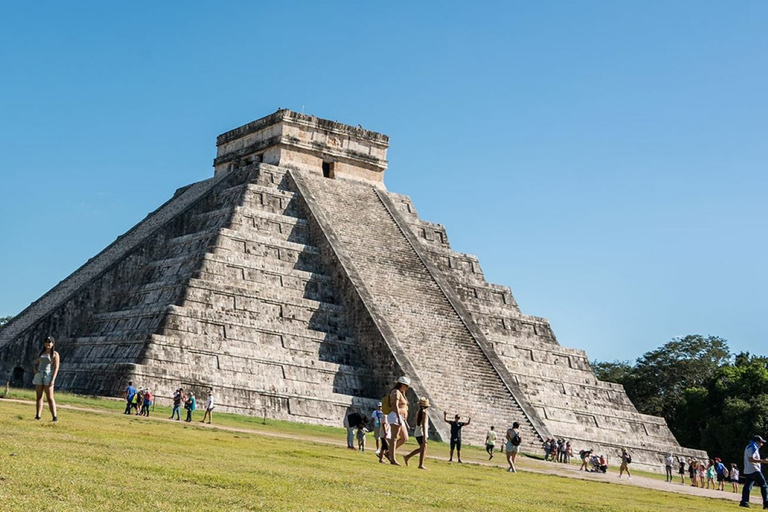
left=511, top=431, right=521, bottom=446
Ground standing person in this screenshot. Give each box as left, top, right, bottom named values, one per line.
left=485, top=426, right=497, bottom=460
left=124, top=381, right=137, bottom=415
left=689, top=458, right=698, bottom=487
left=740, top=434, right=768, bottom=508
left=135, top=389, right=144, bottom=415
left=618, top=448, right=632, bottom=479
left=444, top=412, right=471, bottom=463
left=201, top=389, right=214, bottom=424
left=579, top=449, right=592, bottom=471
left=543, top=439, right=552, bottom=461
left=356, top=420, right=368, bottom=452
left=565, top=441, right=573, bottom=464
left=714, top=457, right=726, bottom=491
left=184, top=392, right=196, bottom=422
left=344, top=408, right=364, bottom=450
left=387, top=376, right=411, bottom=465
left=730, top=463, right=739, bottom=493
left=141, top=389, right=152, bottom=417
left=665, top=453, right=674, bottom=483
left=705, top=459, right=715, bottom=489
left=678, top=457, right=686, bottom=485
left=404, top=397, right=430, bottom=469
left=505, top=422, right=521, bottom=473
left=370, top=402, right=384, bottom=454
left=169, top=388, right=184, bottom=421
left=32, top=336, right=60, bottom=422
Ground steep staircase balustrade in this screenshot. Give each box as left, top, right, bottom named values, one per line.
left=288, top=169, right=452, bottom=443
left=374, top=189, right=552, bottom=444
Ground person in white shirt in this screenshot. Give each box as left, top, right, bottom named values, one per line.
left=201, top=389, right=215, bottom=424
left=740, top=434, right=768, bottom=508
left=403, top=397, right=430, bottom=469
left=664, top=453, right=674, bottom=482
left=485, top=426, right=498, bottom=460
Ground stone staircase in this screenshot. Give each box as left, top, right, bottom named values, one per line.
left=294, top=171, right=548, bottom=451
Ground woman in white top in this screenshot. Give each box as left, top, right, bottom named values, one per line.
left=201, top=389, right=214, bottom=424
left=33, top=336, right=60, bottom=422
left=403, top=397, right=430, bottom=469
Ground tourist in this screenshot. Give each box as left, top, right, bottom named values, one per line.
left=356, top=420, right=368, bottom=452
left=705, top=459, right=715, bottom=489
left=124, top=380, right=137, bottom=415
left=169, top=388, right=185, bottom=421
left=32, top=335, right=59, bottom=422
left=565, top=441, right=573, bottom=464
left=678, top=456, right=686, bottom=485
left=714, top=457, right=726, bottom=491
left=664, top=453, right=674, bottom=482
left=184, top=392, right=196, bottom=422
left=403, top=397, right=430, bottom=469
left=377, top=413, right=390, bottom=464
left=345, top=408, right=365, bottom=450
left=598, top=454, right=608, bottom=473
left=689, top=458, right=698, bottom=487
left=387, top=376, right=411, bottom=465
left=543, top=438, right=552, bottom=461
left=730, top=463, right=739, bottom=493
left=579, top=449, right=592, bottom=471
left=141, top=389, right=152, bottom=416
left=444, top=412, right=471, bottom=463
left=135, top=388, right=144, bottom=415
left=618, top=448, right=632, bottom=479
left=485, top=426, right=497, bottom=460
left=201, top=389, right=214, bottom=424
left=505, top=421, right=521, bottom=473
left=740, top=434, right=768, bottom=508
left=370, top=401, right=384, bottom=453
left=698, top=460, right=705, bottom=488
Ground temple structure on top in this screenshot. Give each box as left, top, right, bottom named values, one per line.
left=0, top=109, right=706, bottom=471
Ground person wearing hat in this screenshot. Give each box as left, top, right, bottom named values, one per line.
left=618, top=448, right=632, bottom=479
left=387, top=376, right=411, bottom=465
left=403, top=397, right=430, bottom=469
left=740, top=434, right=768, bottom=508
left=371, top=401, right=384, bottom=453
left=201, top=389, right=214, bottom=424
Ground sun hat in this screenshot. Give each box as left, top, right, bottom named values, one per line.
left=396, top=376, right=411, bottom=386
left=377, top=401, right=382, bottom=407
left=753, top=435, right=766, bottom=443
left=418, top=397, right=430, bottom=408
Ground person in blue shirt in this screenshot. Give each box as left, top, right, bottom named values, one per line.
left=740, top=434, right=768, bottom=508
left=123, top=381, right=137, bottom=415
left=184, top=392, right=196, bottom=422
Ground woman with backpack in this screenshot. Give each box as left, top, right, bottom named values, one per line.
left=505, top=421, right=521, bottom=473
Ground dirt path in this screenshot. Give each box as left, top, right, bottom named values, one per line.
left=2, top=398, right=754, bottom=506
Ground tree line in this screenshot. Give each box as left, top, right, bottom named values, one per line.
left=593, top=334, right=768, bottom=466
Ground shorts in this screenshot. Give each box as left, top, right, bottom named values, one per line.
left=32, top=372, right=53, bottom=386
left=620, top=462, right=628, bottom=471
left=717, top=474, right=724, bottom=482
left=731, top=477, right=739, bottom=483
left=679, top=468, right=685, bottom=475
left=386, top=411, right=404, bottom=426
left=373, top=425, right=381, bottom=438
left=506, top=442, right=519, bottom=453
left=416, top=436, right=425, bottom=446
left=380, top=438, right=389, bottom=451
left=450, top=438, right=462, bottom=451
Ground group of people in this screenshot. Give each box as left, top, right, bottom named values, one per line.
left=123, top=381, right=153, bottom=416
left=578, top=449, right=609, bottom=473
left=123, top=382, right=215, bottom=424
left=666, top=453, right=739, bottom=492
left=543, top=438, right=573, bottom=464
left=346, top=376, right=524, bottom=473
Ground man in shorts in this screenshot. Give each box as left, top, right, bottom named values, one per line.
left=444, top=412, right=471, bottom=463
left=485, top=426, right=497, bottom=460
left=371, top=402, right=384, bottom=453
left=740, top=435, right=768, bottom=508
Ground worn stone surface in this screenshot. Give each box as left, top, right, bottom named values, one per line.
left=0, top=110, right=705, bottom=471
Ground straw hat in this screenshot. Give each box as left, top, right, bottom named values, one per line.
left=418, top=397, right=430, bottom=408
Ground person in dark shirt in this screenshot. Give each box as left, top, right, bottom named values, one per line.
left=444, top=412, right=471, bottom=463
left=345, top=410, right=364, bottom=450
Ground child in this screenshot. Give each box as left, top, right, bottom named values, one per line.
left=378, top=415, right=391, bottom=464
left=356, top=422, right=368, bottom=452
left=730, top=463, right=739, bottom=493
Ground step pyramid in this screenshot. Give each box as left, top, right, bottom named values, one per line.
left=0, top=109, right=705, bottom=470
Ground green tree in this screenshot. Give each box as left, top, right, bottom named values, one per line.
left=591, top=360, right=633, bottom=385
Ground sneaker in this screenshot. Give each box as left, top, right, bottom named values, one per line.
left=738, top=503, right=749, bottom=508
left=35, top=416, right=40, bottom=421
left=52, top=417, right=58, bottom=423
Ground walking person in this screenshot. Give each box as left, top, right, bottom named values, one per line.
left=377, top=414, right=391, bottom=464
left=403, top=397, right=430, bottom=469
left=184, top=392, right=196, bottom=422
left=664, top=453, right=674, bottom=483
left=370, top=402, right=384, bottom=454
left=169, top=388, right=185, bottom=421
left=444, top=412, right=471, bottom=463
left=705, top=459, right=715, bottom=489
left=344, top=408, right=364, bottom=450
left=485, top=426, right=497, bottom=460
left=386, top=376, right=411, bottom=465
left=33, top=336, right=60, bottom=422
left=618, top=448, right=632, bottom=479
left=505, top=422, right=522, bottom=473
left=714, top=457, right=726, bottom=491
left=124, top=380, right=137, bottom=415
left=740, top=434, right=768, bottom=508
left=141, top=389, right=152, bottom=416
left=201, top=389, right=214, bottom=424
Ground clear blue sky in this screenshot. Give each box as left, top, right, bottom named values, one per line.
left=1, top=2, right=766, bottom=362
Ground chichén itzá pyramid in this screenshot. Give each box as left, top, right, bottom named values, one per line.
left=0, top=110, right=706, bottom=471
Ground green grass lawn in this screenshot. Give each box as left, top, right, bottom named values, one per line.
left=0, top=391, right=737, bottom=511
